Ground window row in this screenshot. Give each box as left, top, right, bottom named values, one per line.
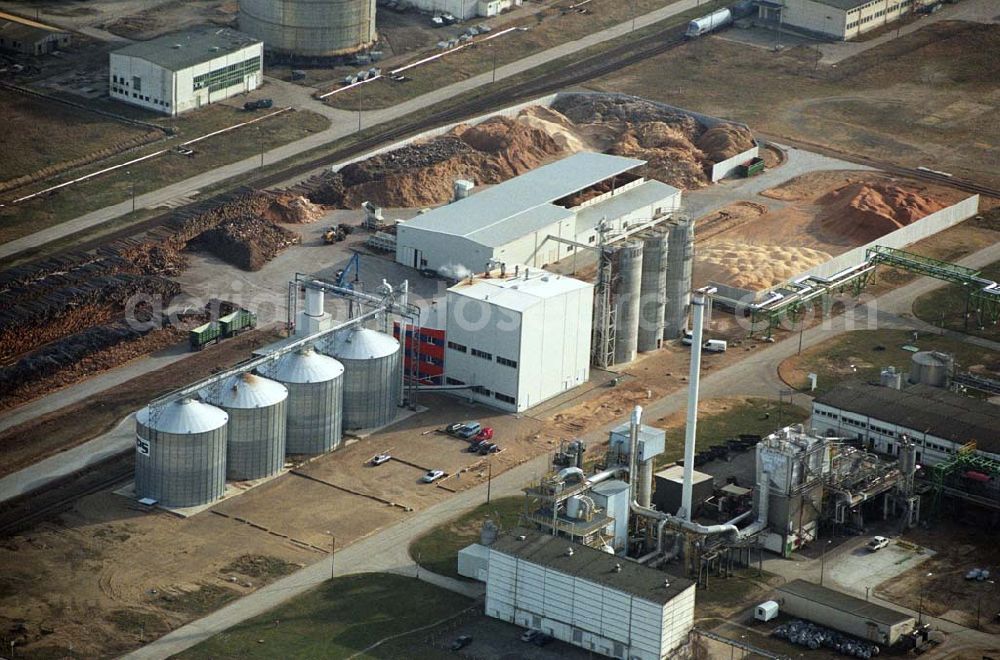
left=446, top=341, right=517, bottom=369
left=193, top=56, right=260, bottom=93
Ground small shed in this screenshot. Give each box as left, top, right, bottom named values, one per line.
left=777, top=579, right=916, bottom=646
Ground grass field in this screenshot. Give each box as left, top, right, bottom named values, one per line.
left=409, top=496, right=522, bottom=580
left=912, top=259, right=1000, bottom=341
left=0, top=108, right=329, bottom=246
left=176, top=573, right=473, bottom=660
left=652, top=397, right=811, bottom=470
left=325, top=0, right=729, bottom=110
left=778, top=329, right=1000, bottom=396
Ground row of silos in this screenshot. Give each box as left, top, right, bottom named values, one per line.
left=134, top=327, right=402, bottom=508
left=607, top=217, right=693, bottom=365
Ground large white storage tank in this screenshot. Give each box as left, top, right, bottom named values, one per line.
left=135, top=398, right=228, bottom=507
left=321, top=327, right=401, bottom=429
left=261, top=346, right=344, bottom=455
left=908, top=351, right=953, bottom=388
left=239, top=0, right=377, bottom=58
left=202, top=373, right=288, bottom=481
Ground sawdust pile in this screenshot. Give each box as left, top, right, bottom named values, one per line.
left=699, top=241, right=832, bottom=290
left=261, top=192, right=326, bottom=224
left=818, top=181, right=947, bottom=243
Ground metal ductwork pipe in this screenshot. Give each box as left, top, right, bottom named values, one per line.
left=638, top=459, right=653, bottom=509
left=681, top=287, right=715, bottom=522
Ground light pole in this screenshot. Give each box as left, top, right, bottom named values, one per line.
left=819, top=539, right=832, bottom=585
left=258, top=126, right=264, bottom=168
left=918, top=572, right=933, bottom=624
left=327, top=531, right=336, bottom=579
left=491, top=44, right=497, bottom=84
left=126, top=170, right=135, bottom=212
left=486, top=459, right=493, bottom=504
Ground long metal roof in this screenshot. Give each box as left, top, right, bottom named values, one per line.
left=575, top=179, right=680, bottom=235
left=113, top=27, right=260, bottom=71
left=813, top=381, right=998, bottom=452
left=778, top=579, right=914, bottom=627
left=448, top=269, right=592, bottom=313
left=491, top=528, right=694, bottom=606
left=401, top=152, right=645, bottom=248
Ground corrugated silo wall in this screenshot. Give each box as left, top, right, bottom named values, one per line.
left=284, top=376, right=343, bottom=455
left=135, top=422, right=227, bottom=508
left=612, top=241, right=643, bottom=365
left=239, top=0, right=376, bottom=56
left=224, top=400, right=287, bottom=480
left=341, top=349, right=401, bottom=429
left=638, top=229, right=668, bottom=352
left=663, top=218, right=694, bottom=339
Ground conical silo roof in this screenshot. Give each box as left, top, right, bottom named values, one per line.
left=137, top=397, right=228, bottom=434
left=205, top=372, right=288, bottom=409
left=323, top=328, right=399, bottom=360
left=266, top=346, right=344, bottom=384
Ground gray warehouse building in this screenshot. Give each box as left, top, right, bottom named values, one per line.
left=777, top=579, right=916, bottom=647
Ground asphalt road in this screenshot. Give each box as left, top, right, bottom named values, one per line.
left=120, top=240, right=1000, bottom=660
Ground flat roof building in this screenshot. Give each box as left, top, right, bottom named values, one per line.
left=109, top=27, right=263, bottom=115
left=395, top=151, right=681, bottom=274
left=445, top=267, right=592, bottom=412
left=757, top=0, right=922, bottom=41
left=486, top=529, right=696, bottom=659
left=811, top=381, right=999, bottom=465
left=0, top=12, right=70, bottom=55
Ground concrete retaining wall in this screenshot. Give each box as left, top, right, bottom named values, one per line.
left=711, top=146, right=759, bottom=182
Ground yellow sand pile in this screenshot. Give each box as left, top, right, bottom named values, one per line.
left=699, top=241, right=832, bottom=290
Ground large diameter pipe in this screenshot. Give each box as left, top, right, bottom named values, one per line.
left=681, top=288, right=715, bottom=521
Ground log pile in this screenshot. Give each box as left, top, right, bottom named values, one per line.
left=193, top=215, right=301, bottom=271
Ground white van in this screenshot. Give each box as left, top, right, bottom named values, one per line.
left=703, top=339, right=727, bottom=353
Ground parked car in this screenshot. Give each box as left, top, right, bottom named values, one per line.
left=702, top=339, right=728, bottom=353
left=520, top=629, right=539, bottom=643
left=370, top=453, right=391, bottom=466
left=532, top=632, right=553, bottom=647
left=430, top=15, right=445, bottom=26
left=468, top=440, right=485, bottom=453
left=441, top=12, right=458, bottom=24
left=243, top=98, right=273, bottom=111
left=867, top=536, right=890, bottom=552
left=450, top=635, right=472, bottom=651
left=478, top=442, right=500, bottom=455
left=445, top=421, right=477, bottom=437
left=421, top=469, right=446, bottom=483
left=474, top=427, right=494, bottom=442
left=681, top=330, right=693, bottom=345
left=456, top=422, right=483, bottom=439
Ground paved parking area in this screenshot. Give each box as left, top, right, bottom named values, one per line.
left=825, top=537, right=936, bottom=598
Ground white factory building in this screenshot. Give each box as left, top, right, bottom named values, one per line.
left=444, top=267, right=593, bottom=412
left=408, top=0, right=522, bottom=20
left=757, top=0, right=921, bottom=41
left=485, top=530, right=696, bottom=659
left=109, top=27, right=263, bottom=115
left=394, top=151, right=682, bottom=274
left=811, top=381, right=999, bottom=465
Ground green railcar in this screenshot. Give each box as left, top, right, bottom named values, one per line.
left=219, top=309, right=257, bottom=338
left=189, top=321, right=221, bottom=351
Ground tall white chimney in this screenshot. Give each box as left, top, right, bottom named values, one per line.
left=680, top=287, right=715, bottom=521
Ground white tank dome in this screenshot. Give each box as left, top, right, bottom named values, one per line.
left=266, top=346, right=345, bottom=384
left=137, top=397, right=228, bottom=434
left=205, top=373, right=288, bottom=409
left=324, top=328, right=399, bottom=360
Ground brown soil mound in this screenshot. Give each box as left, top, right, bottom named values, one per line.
left=818, top=181, right=947, bottom=243
left=699, top=241, right=832, bottom=290
left=262, top=192, right=325, bottom=224
left=696, top=124, right=756, bottom=162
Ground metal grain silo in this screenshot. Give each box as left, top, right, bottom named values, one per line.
left=613, top=241, right=643, bottom=365
left=664, top=217, right=694, bottom=339
left=202, top=373, right=288, bottom=481
left=262, top=346, right=344, bottom=455
left=638, top=229, right=668, bottom=352
left=909, top=351, right=953, bottom=388
left=239, top=0, right=377, bottom=58
left=322, top=327, right=400, bottom=429
left=135, top=398, right=228, bottom=508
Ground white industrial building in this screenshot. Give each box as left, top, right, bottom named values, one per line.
left=109, top=27, right=263, bottom=115
left=811, top=381, right=999, bottom=465
left=395, top=152, right=682, bottom=274
left=757, top=0, right=920, bottom=41
left=485, top=530, right=696, bottom=659
left=408, top=0, right=521, bottom=20
left=444, top=267, right=593, bottom=412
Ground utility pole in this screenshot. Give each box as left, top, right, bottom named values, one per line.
left=491, top=45, right=497, bottom=84
left=328, top=532, right=336, bottom=579
left=126, top=170, right=135, bottom=212
left=258, top=126, right=264, bottom=168
left=486, top=460, right=493, bottom=504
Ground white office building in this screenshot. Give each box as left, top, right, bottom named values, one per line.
left=757, top=0, right=921, bottom=41
left=444, top=268, right=592, bottom=413
left=395, top=151, right=681, bottom=274
left=109, top=27, right=263, bottom=116
left=486, top=530, right=696, bottom=659
left=407, top=0, right=522, bottom=20
left=811, top=381, right=999, bottom=465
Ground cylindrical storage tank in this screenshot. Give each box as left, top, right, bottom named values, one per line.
left=909, top=351, right=952, bottom=388
left=202, top=373, right=288, bottom=481
left=613, top=241, right=643, bottom=365
left=638, top=229, right=668, bottom=352
left=239, top=0, right=377, bottom=58
left=566, top=496, right=584, bottom=519
left=664, top=218, right=694, bottom=339
left=322, top=328, right=400, bottom=429
left=262, top=347, right=344, bottom=455
left=880, top=366, right=902, bottom=390
left=135, top=398, right=228, bottom=508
